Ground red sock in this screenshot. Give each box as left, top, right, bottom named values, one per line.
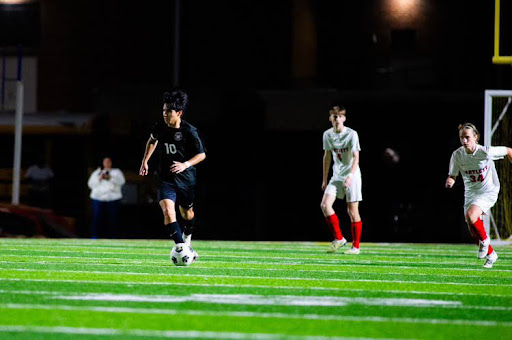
left=488, top=244, right=494, bottom=255
left=351, top=220, right=362, bottom=249
left=325, top=214, right=343, bottom=240
left=471, top=219, right=488, bottom=241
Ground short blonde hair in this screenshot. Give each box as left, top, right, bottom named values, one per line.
left=458, top=123, right=480, bottom=142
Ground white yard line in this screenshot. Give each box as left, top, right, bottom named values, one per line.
left=1, top=240, right=510, bottom=253
left=2, top=260, right=508, bottom=279
left=3, top=268, right=511, bottom=287
left=52, top=293, right=463, bottom=307
left=2, top=253, right=512, bottom=271
left=0, top=325, right=413, bottom=340
left=1, top=278, right=511, bottom=298
left=0, top=245, right=475, bottom=255
left=1, top=289, right=511, bottom=311
left=3, top=244, right=512, bottom=256
left=2, top=303, right=511, bottom=327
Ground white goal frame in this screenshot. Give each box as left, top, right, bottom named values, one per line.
left=484, top=89, right=512, bottom=241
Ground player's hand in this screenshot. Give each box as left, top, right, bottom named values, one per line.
left=445, top=177, right=455, bottom=188
left=321, top=181, right=327, bottom=191
left=344, top=176, right=352, bottom=188
left=139, top=162, right=149, bottom=176
left=171, top=161, right=189, bottom=174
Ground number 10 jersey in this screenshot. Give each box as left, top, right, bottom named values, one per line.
left=150, top=120, right=205, bottom=183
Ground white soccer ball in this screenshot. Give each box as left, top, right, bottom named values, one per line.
left=170, top=243, right=197, bottom=266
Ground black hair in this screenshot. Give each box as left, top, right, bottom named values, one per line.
left=163, top=88, right=188, bottom=112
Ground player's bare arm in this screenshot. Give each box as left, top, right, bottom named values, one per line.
left=171, top=152, right=206, bottom=174
left=322, top=150, right=332, bottom=191
left=507, top=147, right=512, bottom=163
left=139, top=137, right=158, bottom=176
left=445, top=175, right=456, bottom=188
left=345, top=151, right=359, bottom=188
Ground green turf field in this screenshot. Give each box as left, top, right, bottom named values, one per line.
left=0, top=238, right=511, bottom=339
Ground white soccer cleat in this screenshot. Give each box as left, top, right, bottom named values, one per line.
left=478, top=238, right=490, bottom=259
left=483, top=251, right=498, bottom=269
left=327, top=237, right=347, bottom=253
left=184, top=233, right=192, bottom=246
left=345, top=247, right=360, bottom=255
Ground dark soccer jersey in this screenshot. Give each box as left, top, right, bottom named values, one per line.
left=151, top=120, right=205, bottom=183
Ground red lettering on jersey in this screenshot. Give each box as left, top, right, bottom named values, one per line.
left=465, top=165, right=488, bottom=176
left=334, top=147, right=349, bottom=161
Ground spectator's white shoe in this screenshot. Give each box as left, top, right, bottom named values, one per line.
left=483, top=251, right=498, bottom=269
left=327, top=238, right=347, bottom=253
left=345, top=247, right=360, bottom=255
left=478, top=238, right=490, bottom=259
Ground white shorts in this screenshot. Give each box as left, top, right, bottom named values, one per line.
left=325, top=175, right=362, bottom=202
left=464, top=192, right=498, bottom=214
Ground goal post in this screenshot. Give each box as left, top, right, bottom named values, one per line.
left=1, top=48, right=24, bottom=205
left=484, top=90, right=512, bottom=241
left=493, top=0, right=512, bottom=64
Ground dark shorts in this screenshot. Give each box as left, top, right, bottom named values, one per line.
left=157, top=179, right=195, bottom=209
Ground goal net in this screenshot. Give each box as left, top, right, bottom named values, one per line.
left=484, top=90, right=512, bottom=240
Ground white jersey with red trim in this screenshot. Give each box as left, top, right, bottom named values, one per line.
left=323, top=126, right=361, bottom=181
left=448, top=144, right=508, bottom=199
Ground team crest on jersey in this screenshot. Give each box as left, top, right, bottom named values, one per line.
left=174, top=132, right=183, bottom=141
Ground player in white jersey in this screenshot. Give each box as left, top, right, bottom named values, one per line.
left=320, top=105, right=363, bottom=254
left=446, top=123, right=512, bottom=268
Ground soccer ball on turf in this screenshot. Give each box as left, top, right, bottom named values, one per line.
left=170, top=243, right=197, bottom=266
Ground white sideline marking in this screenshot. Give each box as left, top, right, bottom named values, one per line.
left=4, top=256, right=512, bottom=273
left=0, top=326, right=391, bottom=340
left=3, top=244, right=510, bottom=260
left=2, top=240, right=510, bottom=255
left=2, top=303, right=511, bottom=327
left=1, top=289, right=512, bottom=310
left=53, top=293, right=462, bottom=307
left=2, top=278, right=512, bottom=298
left=1, top=278, right=512, bottom=299
left=3, top=268, right=510, bottom=287
left=2, top=260, right=507, bottom=278
left=1, top=245, right=507, bottom=261
left=2, top=250, right=511, bottom=271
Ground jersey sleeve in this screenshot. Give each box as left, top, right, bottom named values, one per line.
left=188, top=128, right=205, bottom=155
left=487, top=146, right=508, bottom=159
left=150, top=122, right=159, bottom=140
left=351, top=131, right=361, bottom=152
left=322, top=131, right=332, bottom=150
left=448, top=152, right=459, bottom=176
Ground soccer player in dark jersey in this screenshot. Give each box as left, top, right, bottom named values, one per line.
left=139, top=89, right=206, bottom=251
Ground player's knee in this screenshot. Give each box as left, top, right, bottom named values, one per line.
left=347, top=210, right=356, bottom=221
left=465, top=211, right=479, bottom=225
left=320, top=201, right=330, bottom=213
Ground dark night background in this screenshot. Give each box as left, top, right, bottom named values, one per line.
left=1, top=0, right=511, bottom=242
